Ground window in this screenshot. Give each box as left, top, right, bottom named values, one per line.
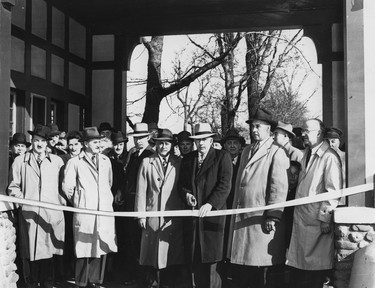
left=31, top=94, right=47, bottom=128
left=9, top=92, right=16, bottom=138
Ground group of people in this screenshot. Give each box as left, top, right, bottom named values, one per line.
left=6, top=109, right=345, bottom=288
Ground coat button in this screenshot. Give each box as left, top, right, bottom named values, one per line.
left=157, top=178, right=161, bottom=181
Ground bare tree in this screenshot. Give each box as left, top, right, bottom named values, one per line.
left=140, top=34, right=244, bottom=124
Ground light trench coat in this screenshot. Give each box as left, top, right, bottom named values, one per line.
left=228, top=137, right=290, bottom=266
left=286, top=141, right=343, bottom=270
left=62, top=151, right=117, bottom=258
left=135, top=154, right=185, bottom=269
left=8, top=152, right=65, bottom=261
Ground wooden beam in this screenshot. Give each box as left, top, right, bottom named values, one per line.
left=0, top=0, right=14, bottom=192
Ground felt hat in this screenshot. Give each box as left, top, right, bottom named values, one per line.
left=82, top=127, right=102, bottom=141
left=153, top=128, right=175, bottom=142
left=221, top=129, right=245, bottom=146
left=246, top=108, right=277, bottom=130
left=28, top=125, right=51, bottom=140
left=190, top=123, right=216, bottom=139
left=177, top=131, right=193, bottom=143
left=98, top=122, right=114, bottom=133
left=111, top=131, right=128, bottom=145
left=10, top=133, right=31, bottom=148
left=275, top=121, right=296, bottom=138
left=148, top=122, right=158, bottom=132
left=47, top=123, right=61, bottom=137
left=325, top=127, right=343, bottom=139
left=128, top=123, right=150, bottom=137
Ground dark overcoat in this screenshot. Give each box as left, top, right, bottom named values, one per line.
left=178, top=147, right=232, bottom=263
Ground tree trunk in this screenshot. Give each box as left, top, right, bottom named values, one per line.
left=220, top=33, right=236, bottom=134
left=142, top=36, right=164, bottom=124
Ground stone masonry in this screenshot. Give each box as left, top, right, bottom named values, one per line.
left=334, top=207, right=375, bottom=288
left=0, top=211, right=18, bottom=288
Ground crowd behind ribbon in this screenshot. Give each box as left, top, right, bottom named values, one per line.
left=7, top=109, right=346, bottom=288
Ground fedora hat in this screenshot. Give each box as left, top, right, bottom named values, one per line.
left=221, top=129, right=245, bottom=146
left=275, top=121, right=295, bottom=138
left=325, top=127, right=343, bottom=139
left=111, top=131, right=128, bottom=145
left=47, top=123, right=61, bottom=137
left=153, top=128, right=175, bottom=142
left=10, top=133, right=31, bottom=148
left=28, top=125, right=51, bottom=140
left=246, top=108, right=277, bottom=130
left=190, top=123, right=216, bottom=139
left=82, top=127, right=102, bottom=141
left=128, top=123, right=150, bottom=137
left=177, top=131, right=193, bottom=143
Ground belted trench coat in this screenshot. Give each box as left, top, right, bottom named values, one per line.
left=62, top=151, right=117, bottom=258
left=135, top=154, right=185, bottom=269
left=8, top=151, right=65, bottom=261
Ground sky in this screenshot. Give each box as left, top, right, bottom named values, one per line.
left=126, top=31, right=322, bottom=136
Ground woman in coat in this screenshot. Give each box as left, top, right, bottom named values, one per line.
left=135, top=129, right=185, bottom=286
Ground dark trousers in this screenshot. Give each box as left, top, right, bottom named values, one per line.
left=231, top=264, right=286, bottom=288
left=192, top=261, right=222, bottom=288
left=75, top=255, right=106, bottom=287
left=288, top=266, right=331, bottom=288
left=23, top=257, right=54, bottom=288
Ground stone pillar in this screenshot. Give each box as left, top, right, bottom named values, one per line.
left=334, top=207, right=375, bottom=288
left=0, top=212, right=18, bottom=288
left=345, top=0, right=375, bottom=206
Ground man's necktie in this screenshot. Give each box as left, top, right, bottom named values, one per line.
left=92, top=155, right=97, bottom=168
left=162, top=157, right=168, bottom=174
left=305, top=148, right=312, bottom=168
left=198, top=154, right=204, bottom=169
left=37, top=155, right=42, bottom=166
left=251, top=141, right=259, bottom=158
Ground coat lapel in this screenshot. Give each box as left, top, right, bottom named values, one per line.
left=298, top=141, right=330, bottom=184
left=196, top=148, right=215, bottom=178
left=25, top=152, right=40, bottom=177
left=245, top=137, right=273, bottom=169
left=151, top=155, right=164, bottom=180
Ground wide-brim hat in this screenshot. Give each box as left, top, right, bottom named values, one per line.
left=82, top=127, right=103, bottom=141
left=246, top=108, right=277, bottom=130
left=275, top=121, right=295, bottom=138
left=128, top=123, right=150, bottom=137
left=190, top=123, right=216, bottom=139
left=47, top=123, right=61, bottom=137
left=10, top=133, right=31, bottom=148
left=28, top=125, right=51, bottom=140
left=221, top=129, right=245, bottom=146
left=153, top=128, right=175, bottom=142
left=111, top=131, right=128, bottom=145
left=177, top=131, right=193, bottom=143
left=325, top=127, right=343, bottom=139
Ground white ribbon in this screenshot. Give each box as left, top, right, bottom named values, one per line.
left=0, top=183, right=373, bottom=218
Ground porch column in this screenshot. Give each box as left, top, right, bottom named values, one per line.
left=0, top=0, right=14, bottom=194
left=345, top=0, right=375, bottom=206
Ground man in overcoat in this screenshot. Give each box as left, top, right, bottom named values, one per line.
left=228, top=109, right=290, bottom=288
left=286, top=119, right=343, bottom=288
left=62, top=127, right=117, bottom=288
left=136, top=128, right=185, bottom=287
left=178, top=123, right=232, bottom=288
left=119, top=122, right=155, bottom=285
left=8, top=124, right=65, bottom=288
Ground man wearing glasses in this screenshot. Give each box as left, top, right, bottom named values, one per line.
left=286, top=118, right=343, bottom=288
